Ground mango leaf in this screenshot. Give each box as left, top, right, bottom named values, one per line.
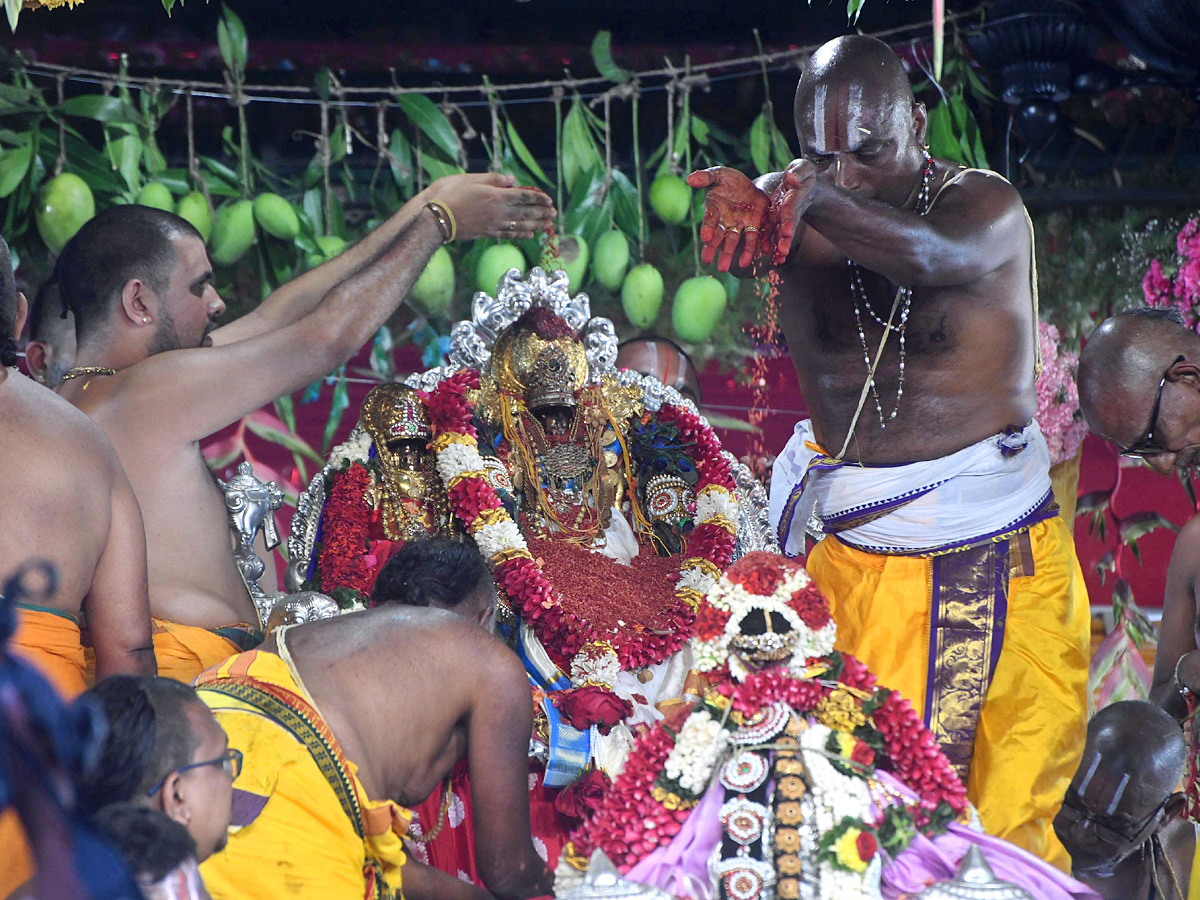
left=395, top=94, right=460, bottom=162
left=5, top=0, right=21, bottom=32
left=506, top=120, right=550, bottom=187
left=420, top=151, right=464, bottom=182
left=591, top=30, right=632, bottom=83
left=217, top=4, right=248, bottom=76
left=106, top=133, right=143, bottom=193
left=273, top=395, right=296, bottom=434
left=314, top=67, right=333, bottom=102
left=847, top=0, right=865, bottom=22
left=749, top=112, right=771, bottom=177
left=57, top=95, right=143, bottom=126
left=387, top=127, right=414, bottom=195
left=948, top=94, right=987, bottom=169
left=1118, top=511, right=1179, bottom=544
left=0, top=142, right=32, bottom=198
left=925, top=101, right=963, bottom=165
left=770, top=123, right=794, bottom=171
left=609, top=169, right=640, bottom=238
left=562, top=98, right=604, bottom=195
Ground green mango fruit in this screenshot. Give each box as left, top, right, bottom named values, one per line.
left=176, top=191, right=213, bottom=243
left=35, top=173, right=95, bottom=255
left=210, top=199, right=257, bottom=266
left=475, top=243, right=526, bottom=295
left=409, top=245, right=455, bottom=317
left=593, top=229, right=630, bottom=290
left=253, top=192, right=301, bottom=240
left=649, top=174, right=692, bottom=225
left=135, top=181, right=175, bottom=213
left=672, top=275, right=728, bottom=344
left=557, top=234, right=589, bottom=294
left=305, top=234, right=348, bottom=268
left=621, top=263, right=664, bottom=329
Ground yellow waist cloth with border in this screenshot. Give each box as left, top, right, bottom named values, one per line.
left=807, top=515, right=1089, bottom=873
left=195, top=649, right=409, bottom=900
left=150, top=618, right=258, bottom=683
left=0, top=607, right=88, bottom=898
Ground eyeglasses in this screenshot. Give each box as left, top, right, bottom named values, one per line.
left=147, top=748, right=243, bottom=796
left=1120, top=355, right=1186, bottom=459
left=1060, top=789, right=1169, bottom=845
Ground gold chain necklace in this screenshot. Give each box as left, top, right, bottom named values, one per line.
left=407, top=776, right=454, bottom=844
left=61, top=366, right=117, bottom=381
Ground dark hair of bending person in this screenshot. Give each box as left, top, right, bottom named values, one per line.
left=369, top=536, right=496, bottom=630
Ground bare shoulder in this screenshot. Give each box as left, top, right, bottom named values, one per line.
left=1172, top=514, right=1200, bottom=573
left=4, top=376, right=120, bottom=478
left=932, top=165, right=1025, bottom=217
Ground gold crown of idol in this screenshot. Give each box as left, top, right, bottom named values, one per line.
left=491, top=309, right=589, bottom=410
left=359, top=382, right=432, bottom=444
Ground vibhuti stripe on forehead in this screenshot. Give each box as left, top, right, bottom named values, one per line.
left=1105, top=772, right=1131, bottom=816
left=812, top=84, right=828, bottom=154
left=845, top=83, right=864, bottom=151
left=1077, top=751, right=1102, bottom=793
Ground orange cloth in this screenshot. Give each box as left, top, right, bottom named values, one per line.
left=8, top=606, right=87, bottom=699
left=0, top=606, right=88, bottom=897
left=150, top=618, right=252, bottom=684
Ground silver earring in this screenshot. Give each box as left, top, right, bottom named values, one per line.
left=142, top=317, right=150, bottom=324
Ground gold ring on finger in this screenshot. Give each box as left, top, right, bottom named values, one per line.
left=743, top=226, right=758, bottom=234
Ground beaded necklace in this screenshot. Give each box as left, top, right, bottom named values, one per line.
left=847, top=149, right=935, bottom=430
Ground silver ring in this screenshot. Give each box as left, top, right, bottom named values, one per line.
left=508, top=220, right=518, bottom=231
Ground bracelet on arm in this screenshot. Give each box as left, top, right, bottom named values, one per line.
left=1175, top=653, right=1196, bottom=703
left=425, top=200, right=456, bottom=244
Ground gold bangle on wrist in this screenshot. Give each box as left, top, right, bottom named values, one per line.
left=425, top=200, right=456, bottom=243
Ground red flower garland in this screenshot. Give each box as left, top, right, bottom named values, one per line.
left=315, top=462, right=374, bottom=596
left=567, top=653, right=969, bottom=873
left=427, top=370, right=734, bottom=676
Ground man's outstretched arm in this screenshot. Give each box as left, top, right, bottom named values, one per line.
left=775, top=167, right=1028, bottom=287
left=1152, top=515, right=1200, bottom=719
left=85, top=454, right=156, bottom=680
left=208, top=182, right=442, bottom=346
left=466, top=641, right=552, bottom=900
left=111, top=174, right=554, bottom=444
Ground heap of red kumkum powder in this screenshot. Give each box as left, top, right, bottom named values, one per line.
left=528, top=538, right=683, bottom=636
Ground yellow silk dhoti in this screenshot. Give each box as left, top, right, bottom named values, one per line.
left=150, top=618, right=259, bottom=683
left=0, top=606, right=90, bottom=897
left=807, top=515, right=1090, bottom=872
left=196, top=648, right=409, bottom=900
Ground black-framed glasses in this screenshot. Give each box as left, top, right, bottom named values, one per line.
left=1060, top=789, right=1169, bottom=845
left=1121, top=355, right=1186, bottom=459
left=147, top=748, right=243, bottom=796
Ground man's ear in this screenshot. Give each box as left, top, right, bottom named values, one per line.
left=13, top=290, right=28, bottom=338
left=158, top=772, right=191, bottom=827
left=120, top=278, right=154, bottom=327
left=1165, top=791, right=1188, bottom=822
left=912, top=101, right=928, bottom=150
left=25, top=340, right=49, bottom=382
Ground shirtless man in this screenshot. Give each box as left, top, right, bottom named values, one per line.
left=687, top=35, right=1089, bottom=866
left=0, top=238, right=154, bottom=898
left=53, top=175, right=553, bottom=680
left=195, top=607, right=551, bottom=900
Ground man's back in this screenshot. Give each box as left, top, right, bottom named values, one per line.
left=0, top=372, right=154, bottom=681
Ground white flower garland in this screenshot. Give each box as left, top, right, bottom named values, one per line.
left=473, top=518, right=526, bottom=561
left=798, top=724, right=880, bottom=900
left=435, top=441, right=487, bottom=483
left=570, top=645, right=622, bottom=689
left=327, top=428, right=373, bottom=469
left=662, top=710, right=729, bottom=794
left=695, top=485, right=740, bottom=527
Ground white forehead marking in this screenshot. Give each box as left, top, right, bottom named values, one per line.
left=811, top=84, right=828, bottom=154
left=845, top=83, right=864, bottom=152
left=1077, top=752, right=1102, bottom=793
left=1105, top=772, right=1131, bottom=816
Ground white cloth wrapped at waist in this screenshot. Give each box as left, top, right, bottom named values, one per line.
left=768, top=419, right=1055, bottom=557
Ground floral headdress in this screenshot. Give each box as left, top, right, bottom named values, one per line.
left=691, top=551, right=837, bottom=682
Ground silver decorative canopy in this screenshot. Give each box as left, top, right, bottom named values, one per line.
left=916, top=846, right=1035, bottom=899
left=557, top=851, right=675, bottom=900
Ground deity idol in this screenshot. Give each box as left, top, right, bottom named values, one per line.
left=556, top=551, right=1100, bottom=900
left=290, top=382, right=455, bottom=607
